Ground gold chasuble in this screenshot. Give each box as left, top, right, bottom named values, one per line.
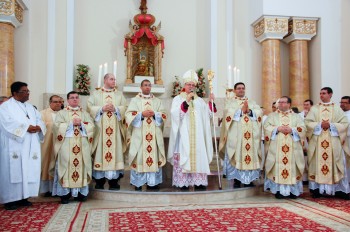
left=125, top=93, right=166, bottom=172
left=264, top=110, right=306, bottom=185
left=305, top=103, right=349, bottom=185
left=40, top=108, right=57, bottom=182
left=52, top=107, right=94, bottom=188
left=219, top=97, right=262, bottom=170
left=87, top=88, right=127, bottom=171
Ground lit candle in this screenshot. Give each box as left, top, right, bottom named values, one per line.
left=228, top=65, right=232, bottom=88
left=104, top=62, right=108, bottom=75
left=233, top=66, right=237, bottom=84
left=237, top=68, right=240, bottom=83
left=98, top=64, right=102, bottom=88
left=113, top=60, right=117, bottom=78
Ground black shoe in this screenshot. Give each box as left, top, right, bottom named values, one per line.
left=4, top=202, right=18, bottom=210
left=74, top=193, right=87, bottom=202
left=44, top=192, right=52, bottom=197
left=135, top=186, right=142, bottom=191
left=60, top=198, right=69, bottom=204
left=95, top=184, right=104, bottom=189
left=117, top=173, right=124, bottom=180
left=223, top=174, right=227, bottom=179
left=109, top=183, right=120, bottom=191
left=234, top=180, right=241, bottom=188
left=147, top=185, right=160, bottom=190
left=275, top=192, right=285, bottom=199
left=108, top=179, right=121, bottom=190
left=180, top=186, right=189, bottom=191
left=194, top=185, right=207, bottom=191
left=289, top=193, right=298, bottom=199
left=243, top=183, right=255, bottom=188
left=17, top=199, right=33, bottom=207
left=335, top=191, right=350, bottom=200
left=312, top=191, right=322, bottom=198
left=302, top=181, right=309, bottom=185
left=342, top=194, right=350, bottom=200
left=60, top=193, right=71, bottom=204
left=95, top=178, right=106, bottom=189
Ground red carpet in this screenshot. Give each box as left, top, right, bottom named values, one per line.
left=109, top=207, right=334, bottom=231
left=0, top=202, right=60, bottom=232
left=301, top=193, right=350, bottom=214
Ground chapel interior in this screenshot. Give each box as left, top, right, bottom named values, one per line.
left=0, top=0, right=350, bottom=231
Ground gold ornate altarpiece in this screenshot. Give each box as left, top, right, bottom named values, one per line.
left=124, top=0, right=164, bottom=88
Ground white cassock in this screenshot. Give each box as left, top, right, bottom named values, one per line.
left=168, top=94, right=213, bottom=187
left=0, top=98, right=46, bottom=204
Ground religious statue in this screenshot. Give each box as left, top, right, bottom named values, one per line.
left=134, top=54, right=149, bottom=76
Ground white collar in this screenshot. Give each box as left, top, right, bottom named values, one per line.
left=320, top=101, right=333, bottom=105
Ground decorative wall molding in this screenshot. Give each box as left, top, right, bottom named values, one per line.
left=252, top=15, right=289, bottom=43
left=0, top=0, right=26, bottom=27
left=284, top=17, right=318, bottom=44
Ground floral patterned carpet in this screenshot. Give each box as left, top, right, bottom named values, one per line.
left=1, top=194, right=350, bottom=231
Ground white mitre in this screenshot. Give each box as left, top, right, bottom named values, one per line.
left=182, top=69, right=198, bottom=85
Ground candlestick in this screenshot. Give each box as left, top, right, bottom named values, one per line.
left=233, top=66, right=237, bottom=84
left=104, top=62, right=108, bottom=75
left=237, top=68, right=240, bottom=83
left=98, top=64, right=102, bottom=88
left=228, top=65, right=232, bottom=88
left=113, top=60, right=117, bottom=77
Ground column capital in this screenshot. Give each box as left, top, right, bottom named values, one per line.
left=283, top=17, right=318, bottom=44
left=0, top=0, right=27, bottom=28
left=252, top=15, right=289, bottom=43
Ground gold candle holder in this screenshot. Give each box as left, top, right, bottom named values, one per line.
left=225, top=88, right=235, bottom=99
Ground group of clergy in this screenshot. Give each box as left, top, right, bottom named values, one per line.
left=219, top=85, right=350, bottom=200
left=1, top=71, right=350, bottom=210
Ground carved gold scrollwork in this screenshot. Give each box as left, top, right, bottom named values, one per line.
left=254, top=19, right=265, bottom=38
left=294, top=19, right=316, bottom=34
left=14, top=1, right=23, bottom=23
left=254, top=17, right=288, bottom=38
left=0, top=0, right=14, bottom=16
left=265, top=18, right=288, bottom=33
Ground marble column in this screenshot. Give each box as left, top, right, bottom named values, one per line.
left=0, top=23, right=14, bottom=96
left=0, top=0, right=25, bottom=96
left=262, top=39, right=281, bottom=113
left=253, top=16, right=289, bottom=114
left=284, top=18, right=317, bottom=110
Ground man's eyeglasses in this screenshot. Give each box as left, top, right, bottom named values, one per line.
left=278, top=101, right=288, bottom=104
left=68, top=97, right=79, bottom=100
left=340, top=102, right=349, bottom=104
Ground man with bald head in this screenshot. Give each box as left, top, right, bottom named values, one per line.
left=87, top=73, right=127, bottom=190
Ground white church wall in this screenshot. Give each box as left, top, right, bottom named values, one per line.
left=340, top=0, right=350, bottom=98
left=13, top=0, right=349, bottom=109
left=15, top=0, right=49, bottom=108
left=234, top=0, right=263, bottom=102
